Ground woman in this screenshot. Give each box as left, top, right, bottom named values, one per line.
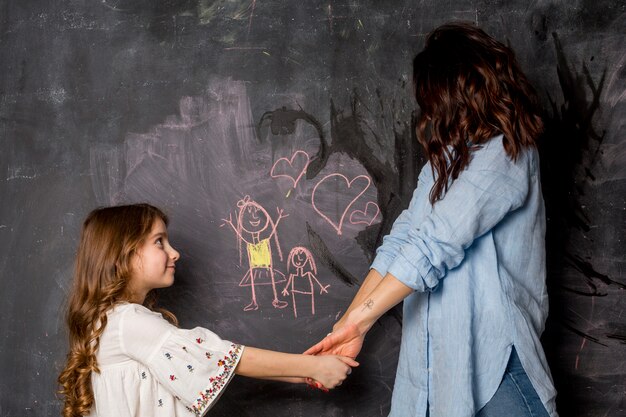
left=305, top=22, right=558, bottom=417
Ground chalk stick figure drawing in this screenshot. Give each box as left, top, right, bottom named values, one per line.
left=281, top=246, right=329, bottom=318
left=221, top=195, right=289, bottom=311
left=311, top=173, right=372, bottom=235
left=270, top=150, right=310, bottom=189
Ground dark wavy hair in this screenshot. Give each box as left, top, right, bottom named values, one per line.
left=58, top=204, right=178, bottom=417
left=413, top=22, right=543, bottom=203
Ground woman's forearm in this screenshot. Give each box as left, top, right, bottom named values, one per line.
left=303, top=274, right=413, bottom=360
left=346, top=272, right=413, bottom=334
left=334, top=268, right=385, bottom=329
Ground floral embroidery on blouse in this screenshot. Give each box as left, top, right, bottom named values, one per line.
left=141, top=371, right=147, bottom=379
left=186, top=343, right=243, bottom=415
left=165, top=352, right=172, bottom=360
left=170, top=374, right=177, bottom=381
left=205, top=352, right=212, bottom=359
left=158, top=399, right=163, bottom=407
left=196, top=338, right=203, bottom=344
left=187, top=364, right=194, bottom=372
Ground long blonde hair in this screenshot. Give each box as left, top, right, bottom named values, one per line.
left=58, top=204, right=177, bottom=417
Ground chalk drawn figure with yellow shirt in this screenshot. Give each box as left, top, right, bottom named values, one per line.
left=222, top=195, right=289, bottom=311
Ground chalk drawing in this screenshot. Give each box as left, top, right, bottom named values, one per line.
left=269, top=150, right=310, bottom=189
left=282, top=246, right=329, bottom=318
left=349, top=201, right=380, bottom=226
left=221, top=195, right=289, bottom=311
left=311, top=174, right=372, bottom=235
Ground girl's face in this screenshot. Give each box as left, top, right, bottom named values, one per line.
left=128, top=218, right=180, bottom=303
left=240, top=202, right=269, bottom=233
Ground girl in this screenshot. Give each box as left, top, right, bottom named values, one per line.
left=58, top=204, right=357, bottom=417
left=305, top=23, right=558, bottom=417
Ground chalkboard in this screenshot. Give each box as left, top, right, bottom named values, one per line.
left=0, top=1, right=624, bottom=416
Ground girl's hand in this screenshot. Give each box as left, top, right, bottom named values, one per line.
left=311, top=355, right=358, bottom=389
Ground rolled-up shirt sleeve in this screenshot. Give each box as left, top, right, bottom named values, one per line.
left=379, top=144, right=532, bottom=292
left=370, top=187, right=420, bottom=277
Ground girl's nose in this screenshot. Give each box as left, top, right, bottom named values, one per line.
left=169, top=246, right=180, bottom=261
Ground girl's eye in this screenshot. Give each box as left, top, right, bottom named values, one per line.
left=156, top=238, right=163, bottom=246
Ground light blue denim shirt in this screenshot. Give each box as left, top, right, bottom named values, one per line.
left=371, top=135, right=558, bottom=417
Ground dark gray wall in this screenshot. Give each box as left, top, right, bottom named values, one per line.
left=0, top=1, right=624, bottom=416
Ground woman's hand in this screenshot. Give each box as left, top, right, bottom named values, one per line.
left=304, top=323, right=364, bottom=359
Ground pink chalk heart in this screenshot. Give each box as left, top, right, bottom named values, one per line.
left=349, top=201, right=380, bottom=226
left=270, top=150, right=310, bottom=188
left=311, top=174, right=372, bottom=235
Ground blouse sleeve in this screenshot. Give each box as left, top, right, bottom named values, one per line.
left=384, top=141, right=533, bottom=292
left=119, top=304, right=244, bottom=416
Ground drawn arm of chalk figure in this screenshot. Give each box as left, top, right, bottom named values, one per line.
left=268, top=208, right=289, bottom=239
left=282, top=273, right=295, bottom=296
left=306, top=271, right=329, bottom=294
left=220, top=212, right=237, bottom=232
left=265, top=208, right=289, bottom=262
left=220, top=212, right=254, bottom=245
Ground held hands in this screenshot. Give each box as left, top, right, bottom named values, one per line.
left=304, top=323, right=364, bottom=359
left=310, top=355, right=358, bottom=390
left=303, top=324, right=364, bottom=391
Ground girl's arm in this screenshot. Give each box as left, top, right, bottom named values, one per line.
left=235, top=347, right=358, bottom=389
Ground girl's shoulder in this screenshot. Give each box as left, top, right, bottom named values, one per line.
left=108, top=302, right=164, bottom=323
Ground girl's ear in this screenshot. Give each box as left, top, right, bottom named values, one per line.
left=129, top=250, right=142, bottom=273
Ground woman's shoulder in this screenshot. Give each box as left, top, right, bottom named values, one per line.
left=471, top=134, right=538, bottom=174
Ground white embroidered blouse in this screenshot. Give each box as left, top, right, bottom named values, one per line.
left=87, top=303, right=243, bottom=416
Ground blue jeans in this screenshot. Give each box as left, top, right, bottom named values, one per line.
left=476, top=347, right=549, bottom=417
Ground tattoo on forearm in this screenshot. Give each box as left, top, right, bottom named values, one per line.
left=362, top=298, right=374, bottom=312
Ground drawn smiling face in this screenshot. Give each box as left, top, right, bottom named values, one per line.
left=240, top=202, right=269, bottom=233
left=292, top=250, right=307, bottom=268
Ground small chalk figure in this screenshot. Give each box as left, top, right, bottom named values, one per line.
left=282, top=246, right=329, bottom=318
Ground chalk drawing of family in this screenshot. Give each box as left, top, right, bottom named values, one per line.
left=222, top=195, right=329, bottom=316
